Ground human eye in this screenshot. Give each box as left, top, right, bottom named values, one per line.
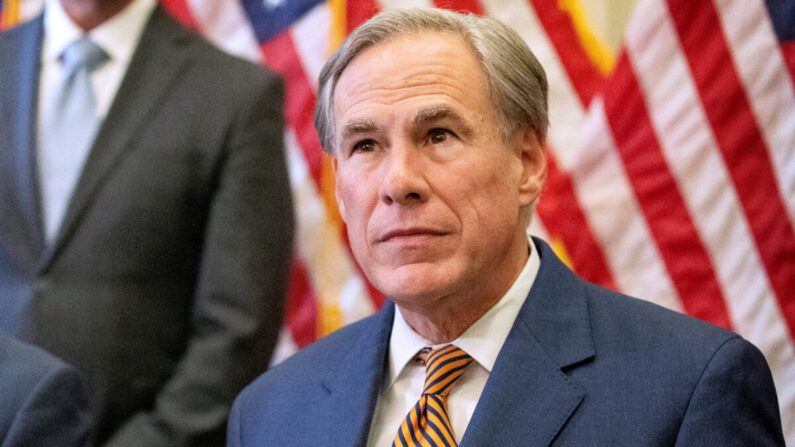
left=428, top=128, right=454, bottom=145
left=351, top=138, right=376, bottom=153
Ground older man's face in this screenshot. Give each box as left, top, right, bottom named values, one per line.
left=332, top=31, right=545, bottom=309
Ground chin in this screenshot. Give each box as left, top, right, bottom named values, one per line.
left=369, top=265, right=454, bottom=304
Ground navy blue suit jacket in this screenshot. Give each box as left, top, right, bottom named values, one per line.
left=0, top=336, right=93, bottom=447
left=229, top=238, right=784, bottom=446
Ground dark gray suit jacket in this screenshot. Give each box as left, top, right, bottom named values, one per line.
left=229, top=238, right=784, bottom=446
left=0, top=6, right=293, bottom=446
left=0, top=336, right=93, bottom=447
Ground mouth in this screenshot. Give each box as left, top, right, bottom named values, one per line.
left=377, top=227, right=447, bottom=243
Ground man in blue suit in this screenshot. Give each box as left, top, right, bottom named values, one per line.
left=229, top=7, right=784, bottom=446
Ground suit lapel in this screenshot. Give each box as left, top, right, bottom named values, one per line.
left=39, top=7, right=193, bottom=270
left=460, top=238, right=595, bottom=446
left=0, top=17, right=47, bottom=264
left=320, top=302, right=394, bottom=447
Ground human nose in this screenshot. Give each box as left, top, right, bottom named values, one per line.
left=379, top=144, right=428, bottom=206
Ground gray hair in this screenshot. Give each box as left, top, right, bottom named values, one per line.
left=314, top=7, right=549, bottom=155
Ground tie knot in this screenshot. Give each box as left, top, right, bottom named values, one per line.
left=61, top=37, right=108, bottom=73
left=421, top=345, right=473, bottom=397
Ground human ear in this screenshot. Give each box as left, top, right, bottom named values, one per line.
left=332, top=158, right=348, bottom=222
left=518, top=126, right=547, bottom=206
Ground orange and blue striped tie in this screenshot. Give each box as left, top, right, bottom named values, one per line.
left=392, top=345, right=474, bottom=447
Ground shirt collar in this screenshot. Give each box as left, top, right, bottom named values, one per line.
left=42, top=0, right=156, bottom=65
left=386, top=236, right=541, bottom=387
left=42, top=0, right=82, bottom=63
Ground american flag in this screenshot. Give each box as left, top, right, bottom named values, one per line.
left=4, top=0, right=794, bottom=441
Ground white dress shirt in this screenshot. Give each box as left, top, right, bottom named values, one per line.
left=366, top=238, right=541, bottom=446
left=37, top=0, right=156, bottom=240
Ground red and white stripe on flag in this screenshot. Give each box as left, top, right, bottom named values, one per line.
left=21, top=0, right=781, bottom=440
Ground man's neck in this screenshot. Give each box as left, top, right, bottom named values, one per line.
left=59, top=0, right=134, bottom=31
left=395, top=239, right=530, bottom=345
left=397, top=294, right=504, bottom=344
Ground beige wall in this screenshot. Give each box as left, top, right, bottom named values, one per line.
left=578, top=0, right=638, bottom=51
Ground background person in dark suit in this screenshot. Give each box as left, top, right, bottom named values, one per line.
left=228, top=7, right=784, bottom=446
left=0, top=0, right=293, bottom=444
left=0, top=335, right=93, bottom=447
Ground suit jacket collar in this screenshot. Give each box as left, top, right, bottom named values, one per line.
left=461, top=237, right=594, bottom=446
left=39, top=6, right=194, bottom=271
left=518, top=237, right=595, bottom=368
left=0, top=16, right=47, bottom=267
left=322, top=238, right=594, bottom=446
left=320, top=302, right=394, bottom=447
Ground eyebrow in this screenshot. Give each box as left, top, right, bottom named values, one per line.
left=339, top=105, right=471, bottom=141
left=413, top=105, right=471, bottom=134
left=341, top=120, right=378, bottom=141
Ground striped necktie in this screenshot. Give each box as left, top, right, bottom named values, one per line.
left=393, top=345, right=474, bottom=447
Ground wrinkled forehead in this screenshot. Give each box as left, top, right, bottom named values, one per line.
left=331, top=31, right=491, bottom=125
left=335, top=29, right=479, bottom=85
